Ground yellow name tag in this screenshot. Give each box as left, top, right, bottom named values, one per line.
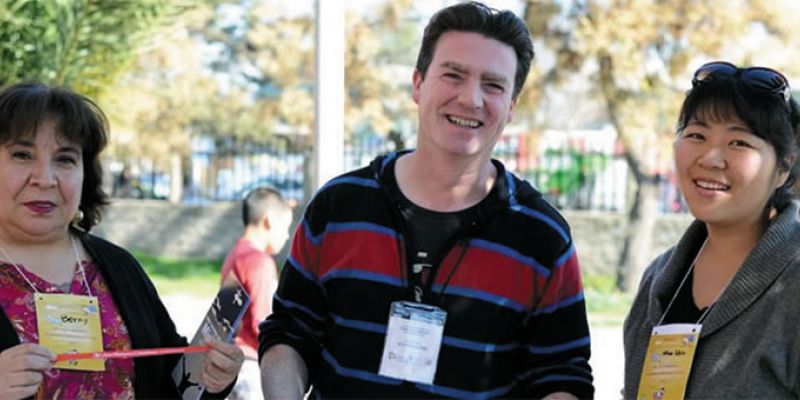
left=637, top=323, right=701, bottom=400
left=35, top=293, right=104, bottom=371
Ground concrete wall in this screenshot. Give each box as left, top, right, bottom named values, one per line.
left=567, top=211, right=692, bottom=275
left=93, top=200, right=693, bottom=275
left=92, top=199, right=244, bottom=261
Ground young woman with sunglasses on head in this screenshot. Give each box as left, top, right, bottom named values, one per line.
left=623, top=62, right=800, bottom=398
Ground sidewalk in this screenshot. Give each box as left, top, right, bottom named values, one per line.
left=162, top=293, right=212, bottom=338
left=162, top=294, right=624, bottom=399
left=590, top=324, right=624, bottom=399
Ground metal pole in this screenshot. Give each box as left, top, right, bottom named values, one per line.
left=313, top=0, right=345, bottom=190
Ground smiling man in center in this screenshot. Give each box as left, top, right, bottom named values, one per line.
left=259, top=2, right=594, bottom=398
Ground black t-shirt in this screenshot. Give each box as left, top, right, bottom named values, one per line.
left=384, top=154, right=507, bottom=303
left=397, top=193, right=476, bottom=302
left=662, top=267, right=707, bottom=324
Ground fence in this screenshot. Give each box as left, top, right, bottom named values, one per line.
left=184, top=135, right=307, bottom=203
left=108, top=133, right=688, bottom=214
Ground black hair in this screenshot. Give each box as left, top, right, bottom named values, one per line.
left=415, top=1, right=534, bottom=99
left=677, top=73, right=800, bottom=211
left=243, top=186, right=291, bottom=227
left=0, top=81, right=109, bottom=231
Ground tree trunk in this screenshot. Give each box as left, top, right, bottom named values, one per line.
left=616, top=170, right=659, bottom=293
left=592, top=54, right=661, bottom=293
left=168, top=153, right=183, bottom=204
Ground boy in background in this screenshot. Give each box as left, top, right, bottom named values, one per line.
left=221, top=187, right=292, bottom=400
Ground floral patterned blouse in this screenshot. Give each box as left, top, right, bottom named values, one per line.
left=0, top=260, right=135, bottom=399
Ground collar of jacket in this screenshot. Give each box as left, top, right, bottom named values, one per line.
left=368, top=149, right=534, bottom=226
left=646, top=200, right=800, bottom=337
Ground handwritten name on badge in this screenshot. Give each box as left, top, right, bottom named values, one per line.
left=60, top=314, right=89, bottom=326
left=638, top=324, right=701, bottom=400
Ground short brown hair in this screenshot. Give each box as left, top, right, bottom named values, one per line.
left=243, top=186, right=291, bottom=227
left=0, top=82, right=109, bottom=231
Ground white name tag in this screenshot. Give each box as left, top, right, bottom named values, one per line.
left=378, top=301, right=447, bottom=384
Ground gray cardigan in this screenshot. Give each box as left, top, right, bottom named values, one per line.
left=624, top=200, right=800, bottom=398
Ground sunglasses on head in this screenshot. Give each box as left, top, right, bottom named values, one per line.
left=692, top=61, right=791, bottom=103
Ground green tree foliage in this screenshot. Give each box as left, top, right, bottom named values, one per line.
left=107, top=3, right=220, bottom=160
left=178, top=0, right=418, bottom=142
left=105, top=2, right=222, bottom=202
left=180, top=1, right=315, bottom=139
left=0, top=0, right=178, bottom=98
left=345, top=0, right=417, bottom=142
left=524, top=0, right=800, bottom=291
left=107, top=1, right=420, bottom=202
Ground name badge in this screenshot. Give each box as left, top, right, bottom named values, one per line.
left=378, top=301, right=447, bottom=384
left=35, top=293, right=104, bottom=371
left=637, top=323, right=701, bottom=400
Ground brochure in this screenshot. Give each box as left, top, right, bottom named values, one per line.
left=171, top=273, right=251, bottom=399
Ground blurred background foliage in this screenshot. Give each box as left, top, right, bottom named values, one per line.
left=522, top=0, right=800, bottom=290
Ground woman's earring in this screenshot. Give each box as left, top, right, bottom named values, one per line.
left=71, top=210, right=85, bottom=231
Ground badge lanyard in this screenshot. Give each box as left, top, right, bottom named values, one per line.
left=410, top=241, right=469, bottom=305
left=385, top=202, right=476, bottom=384
left=382, top=237, right=468, bottom=384
left=0, top=235, right=105, bottom=371
left=637, top=239, right=733, bottom=400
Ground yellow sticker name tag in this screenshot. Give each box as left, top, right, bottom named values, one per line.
left=35, top=293, right=104, bottom=371
left=637, top=323, right=701, bottom=400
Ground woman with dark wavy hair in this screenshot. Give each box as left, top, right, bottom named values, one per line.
left=624, top=62, right=800, bottom=398
left=0, top=82, right=243, bottom=399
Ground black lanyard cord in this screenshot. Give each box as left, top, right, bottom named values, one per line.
left=433, top=239, right=471, bottom=307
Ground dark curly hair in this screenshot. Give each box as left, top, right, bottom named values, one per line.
left=0, top=82, right=109, bottom=231
left=677, top=69, right=800, bottom=212
left=415, top=1, right=535, bottom=100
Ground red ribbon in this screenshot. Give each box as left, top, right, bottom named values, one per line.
left=56, top=345, right=211, bottom=362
